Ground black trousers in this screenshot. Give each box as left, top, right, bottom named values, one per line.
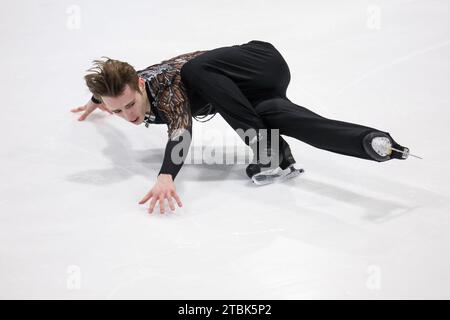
left=180, top=40, right=392, bottom=161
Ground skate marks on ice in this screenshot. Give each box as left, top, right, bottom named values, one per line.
left=281, top=172, right=446, bottom=224
left=101, top=214, right=274, bottom=299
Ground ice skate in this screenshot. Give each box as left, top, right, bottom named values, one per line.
left=251, top=164, right=305, bottom=185
left=362, top=132, right=422, bottom=162
left=246, top=131, right=304, bottom=185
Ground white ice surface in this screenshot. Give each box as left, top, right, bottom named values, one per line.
left=1, top=0, right=449, bottom=299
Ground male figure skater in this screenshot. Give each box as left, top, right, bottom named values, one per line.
left=71, top=40, right=413, bottom=214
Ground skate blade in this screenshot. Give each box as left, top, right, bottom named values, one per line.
left=391, top=147, right=423, bottom=159
left=252, top=166, right=305, bottom=186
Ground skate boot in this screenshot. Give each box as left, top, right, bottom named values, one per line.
left=250, top=164, right=305, bottom=185
left=246, top=131, right=304, bottom=185
left=362, top=131, right=418, bottom=161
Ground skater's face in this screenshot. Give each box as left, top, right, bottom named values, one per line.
left=102, top=77, right=149, bottom=125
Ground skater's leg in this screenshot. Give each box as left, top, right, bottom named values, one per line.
left=180, top=41, right=299, bottom=172
left=255, top=97, right=402, bottom=161
left=181, top=60, right=296, bottom=168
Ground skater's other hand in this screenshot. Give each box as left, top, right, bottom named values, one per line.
left=71, top=99, right=112, bottom=121
left=138, top=174, right=183, bottom=214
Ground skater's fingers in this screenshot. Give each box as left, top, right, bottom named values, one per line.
left=71, top=105, right=86, bottom=113
left=148, top=197, right=158, bottom=214
left=78, top=105, right=96, bottom=121
left=171, top=191, right=183, bottom=207
left=167, top=195, right=175, bottom=212
left=138, top=191, right=153, bottom=204
left=158, top=195, right=165, bottom=214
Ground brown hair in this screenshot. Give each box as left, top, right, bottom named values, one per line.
left=84, top=57, right=141, bottom=101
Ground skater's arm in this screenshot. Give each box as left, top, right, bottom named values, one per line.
left=138, top=59, right=197, bottom=214
left=152, top=69, right=193, bottom=180
left=138, top=100, right=192, bottom=214
left=70, top=96, right=112, bottom=121
left=158, top=125, right=192, bottom=180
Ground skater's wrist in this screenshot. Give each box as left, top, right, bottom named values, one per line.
left=157, top=173, right=173, bottom=182
left=91, top=95, right=102, bottom=104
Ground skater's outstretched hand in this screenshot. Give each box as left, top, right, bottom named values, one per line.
left=70, top=99, right=112, bottom=121
left=138, top=174, right=183, bottom=214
